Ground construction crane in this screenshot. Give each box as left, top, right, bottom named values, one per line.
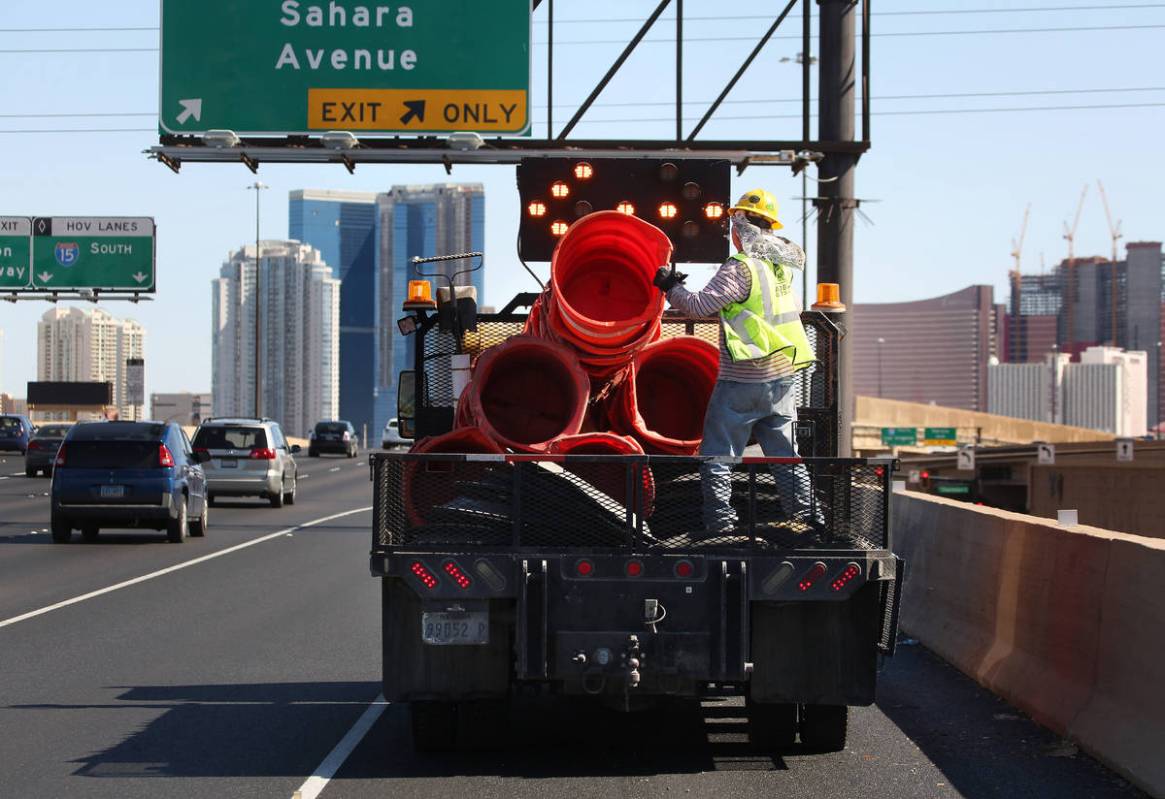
left=1062, top=185, right=1089, bottom=357
left=1008, top=204, right=1031, bottom=361
left=1097, top=179, right=1123, bottom=346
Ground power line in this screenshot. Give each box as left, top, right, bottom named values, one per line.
left=1, top=4, right=1162, bottom=32
left=563, top=101, right=1165, bottom=124
left=2, top=22, right=1163, bottom=54
left=2, top=100, right=1162, bottom=134
left=531, top=23, right=1165, bottom=44
left=5, top=86, right=1163, bottom=120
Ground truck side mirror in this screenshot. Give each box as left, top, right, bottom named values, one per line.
left=398, top=371, right=416, bottom=440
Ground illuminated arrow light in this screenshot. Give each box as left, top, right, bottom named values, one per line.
left=573, top=161, right=594, bottom=180
left=527, top=201, right=547, bottom=218
left=704, top=202, right=725, bottom=220
left=658, top=202, right=678, bottom=220
left=550, top=181, right=570, bottom=199
left=550, top=220, right=569, bottom=236
left=616, top=201, right=636, bottom=216
left=831, top=563, right=862, bottom=592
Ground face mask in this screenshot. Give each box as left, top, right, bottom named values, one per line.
left=732, top=211, right=805, bottom=270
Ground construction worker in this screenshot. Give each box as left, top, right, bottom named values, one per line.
left=653, top=188, right=820, bottom=535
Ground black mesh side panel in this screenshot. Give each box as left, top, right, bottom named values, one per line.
left=373, top=454, right=888, bottom=554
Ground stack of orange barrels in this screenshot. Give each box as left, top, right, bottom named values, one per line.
left=418, top=210, right=720, bottom=466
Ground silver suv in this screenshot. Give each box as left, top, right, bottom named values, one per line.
left=192, top=418, right=300, bottom=508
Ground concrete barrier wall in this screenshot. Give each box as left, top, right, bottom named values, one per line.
left=893, top=491, right=1165, bottom=797
left=1029, top=464, right=1165, bottom=540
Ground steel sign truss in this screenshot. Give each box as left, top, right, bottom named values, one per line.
left=148, top=0, right=871, bottom=173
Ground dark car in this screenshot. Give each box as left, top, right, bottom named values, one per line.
left=25, top=423, right=72, bottom=477
left=0, top=414, right=34, bottom=454
left=50, top=421, right=210, bottom=544
left=308, top=420, right=358, bottom=458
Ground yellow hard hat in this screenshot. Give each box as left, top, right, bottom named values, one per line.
left=729, top=189, right=783, bottom=230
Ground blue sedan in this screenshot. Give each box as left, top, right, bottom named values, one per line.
left=0, top=414, right=34, bottom=454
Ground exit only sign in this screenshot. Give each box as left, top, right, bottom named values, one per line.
left=159, top=0, right=532, bottom=136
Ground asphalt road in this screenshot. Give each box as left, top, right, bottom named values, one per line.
left=0, top=451, right=1146, bottom=798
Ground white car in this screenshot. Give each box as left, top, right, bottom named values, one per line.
left=381, top=418, right=411, bottom=449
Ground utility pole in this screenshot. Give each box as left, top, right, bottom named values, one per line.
left=247, top=181, right=268, bottom=419
left=817, top=0, right=857, bottom=455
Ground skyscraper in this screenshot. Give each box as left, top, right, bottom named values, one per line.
left=376, top=183, right=485, bottom=433
left=211, top=240, right=340, bottom=438
left=37, top=307, right=146, bottom=419
left=851, top=285, right=1001, bottom=411
left=289, top=190, right=379, bottom=437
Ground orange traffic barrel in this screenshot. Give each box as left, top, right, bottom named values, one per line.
left=610, top=336, right=720, bottom=455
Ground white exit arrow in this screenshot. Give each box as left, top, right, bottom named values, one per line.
left=132, top=272, right=149, bottom=284
left=37, top=271, right=52, bottom=283
left=176, top=98, right=202, bottom=125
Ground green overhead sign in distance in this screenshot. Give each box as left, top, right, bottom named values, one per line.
left=0, top=217, right=32, bottom=290
left=31, top=217, right=156, bottom=292
left=159, top=0, right=532, bottom=136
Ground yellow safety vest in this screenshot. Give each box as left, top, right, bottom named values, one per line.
left=720, top=254, right=815, bottom=369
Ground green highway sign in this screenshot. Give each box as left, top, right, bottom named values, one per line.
left=881, top=427, right=918, bottom=447
left=924, top=427, right=958, bottom=446
left=31, top=217, right=155, bottom=292
left=159, top=0, right=532, bottom=137
left=0, top=217, right=32, bottom=290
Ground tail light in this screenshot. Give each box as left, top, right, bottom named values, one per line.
left=831, top=563, right=862, bottom=592
left=28, top=440, right=43, bottom=451
left=250, top=448, right=277, bottom=460
left=625, top=559, right=644, bottom=578
left=575, top=559, right=594, bottom=577
left=473, top=559, right=507, bottom=591
left=54, top=444, right=67, bottom=467
left=158, top=444, right=175, bottom=468
left=761, top=561, right=796, bottom=594
left=674, top=560, right=694, bottom=579
left=798, top=562, right=828, bottom=592
left=342, top=431, right=351, bottom=441
left=442, top=560, right=472, bottom=589
left=410, top=561, right=438, bottom=589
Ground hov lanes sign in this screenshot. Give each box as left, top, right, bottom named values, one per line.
left=159, top=1, right=532, bottom=136
left=32, top=217, right=155, bottom=292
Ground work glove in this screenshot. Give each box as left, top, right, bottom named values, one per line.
left=653, top=265, right=687, bottom=293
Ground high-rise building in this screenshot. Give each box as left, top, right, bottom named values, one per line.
left=151, top=392, right=212, bottom=425
left=851, top=285, right=1000, bottom=411
left=211, top=240, right=340, bottom=438
left=1005, top=240, right=1163, bottom=428
left=289, top=190, right=380, bottom=437
left=376, top=183, right=485, bottom=433
left=37, top=307, right=146, bottom=419
left=988, top=346, right=1147, bottom=436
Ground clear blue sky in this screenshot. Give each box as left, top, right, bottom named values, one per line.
left=0, top=0, right=1162, bottom=397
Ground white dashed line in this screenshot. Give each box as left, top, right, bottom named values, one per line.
left=0, top=505, right=372, bottom=630
left=292, top=695, right=388, bottom=799
left=329, top=467, right=341, bottom=473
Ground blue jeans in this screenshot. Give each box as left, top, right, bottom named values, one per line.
left=699, top=377, right=816, bottom=532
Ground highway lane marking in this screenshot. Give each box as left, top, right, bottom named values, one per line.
left=329, top=467, right=341, bottom=472
left=0, top=505, right=372, bottom=630
left=292, top=694, right=388, bottom=799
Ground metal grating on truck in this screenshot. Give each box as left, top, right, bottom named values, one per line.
left=372, top=453, right=890, bottom=553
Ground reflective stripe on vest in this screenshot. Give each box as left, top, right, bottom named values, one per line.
left=720, top=254, right=816, bottom=368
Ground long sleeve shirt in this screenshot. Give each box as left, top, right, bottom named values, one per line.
left=666, top=257, right=797, bottom=383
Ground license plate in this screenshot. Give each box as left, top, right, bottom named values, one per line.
left=219, top=459, right=237, bottom=468
left=421, top=611, right=489, bottom=646
left=100, top=485, right=125, bottom=498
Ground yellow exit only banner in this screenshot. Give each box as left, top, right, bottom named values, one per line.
left=307, top=89, right=528, bottom=132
